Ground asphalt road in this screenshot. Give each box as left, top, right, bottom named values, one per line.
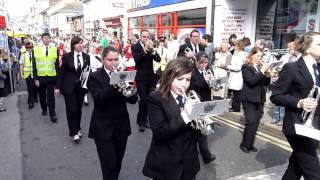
left=18, top=94, right=291, bottom=180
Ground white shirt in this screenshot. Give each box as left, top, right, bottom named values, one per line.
left=304, top=58, right=318, bottom=84
left=170, top=90, right=184, bottom=107
left=104, top=66, right=112, bottom=78
left=191, top=42, right=199, bottom=54
left=74, top=52, right=83, bottom=70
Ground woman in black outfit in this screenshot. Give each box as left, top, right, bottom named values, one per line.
left=240, top=47, right=270, bottom=153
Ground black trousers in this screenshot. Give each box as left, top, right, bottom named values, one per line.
left=95, top=137, right=128, bottom=180
left=154, top=176, right=195, bottom=180
left=63, top=85, right=85, bottom=136
left=25, top=76, right=38, bottom=105
left=282, top=135, right=320, bottom=180
left=231, top=90, right=241, bottom=112
left=197, top=134, right=212, bottom=160
left=136, top=79, right=153, bottom=126
left=241, top=101, right=263, bottom=149
left=38, top=77, right=56, bottom=117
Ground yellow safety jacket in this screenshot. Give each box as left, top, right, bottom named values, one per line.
left=21, top=51, right=33, bottom=78
left=33, top=45, right=57, bottom=77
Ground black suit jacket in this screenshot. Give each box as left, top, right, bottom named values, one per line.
left=56, top=52, right=90, bottom=94
left=271, top=58, right=314, bottom=135
left=189, top=66, right=211, bottom=101
left=87, top=68, right=138, bottom=141
left=241, top=64, right=270, bottom=103
left=131, top=41, right=161, bottom=81
left=143, top=91, right=200, bottom=180
left=177, top=42, right=206, bottom=57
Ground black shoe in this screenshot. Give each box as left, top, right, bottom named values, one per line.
left=42, top=111, right=48, bottom=116
left=0, top=108, right=6, bottom=112
left=240, top=145, right=250, bottom=153
left=28, top=103, right=34, bottom=109
left=50, top=116, right=58, bottom=123
left=250, top=146, right=258, bottom=152
left=203, top=154, right=216, bottom=164
left=139, top=125, right=145, bottom=132
left=84, top=102, right=89, bottom=106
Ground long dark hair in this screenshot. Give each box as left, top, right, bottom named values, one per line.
left=70, top=36, right=83, bottom=52
left=158, top=58, right=193, bottom=100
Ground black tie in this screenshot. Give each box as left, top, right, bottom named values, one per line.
left=45, top=47, right=48, bottom=57
left=161, top=47, right=163, bottom=56
left=77, top=54, right=81, bottom=74
left=312, top=64, right=320, bottom=86
left=195, top=45, right=198, bottom=54
left=176, top=95, right=184, bottom=109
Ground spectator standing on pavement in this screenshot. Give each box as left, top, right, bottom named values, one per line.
left=201, top=34, right=216, bottom=68
left=225, top=40, right=247, bottom=112
left=166, top=34, right=180, bottom=61
left=19, top=42, right=38, bottom=109
left=239, top=47, right=270, bottom=153
left=0, top=59, right=6, bottom=112
left=271, top=31, right=320, bottom=180
left=56, top=36, right=91, bottom=143
left=133, top=33, right=139, bottom=43
left=228, top=33, right=237, bottom=55
left=131, top=29, right=161, bottom=132
left=153, top=38, right=168, bottom=86
left=143, top=58, right=200, bottom=180
left=88, top=46, right=138, bottom=180
left=243, top=37, right=252, bottom=53
left=32, top=33, right=59, bottom=123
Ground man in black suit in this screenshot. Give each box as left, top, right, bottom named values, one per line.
left=56, top=36, right=90, bottom=143
left=189, top=52, right=216, bottom=164
left=131, top=29, right=161, bottom=132
left=271, top=31, right=320, bottom=180
left=88, top=46, right=138, bottom=180
left=177, top=29, right=206, bottom=60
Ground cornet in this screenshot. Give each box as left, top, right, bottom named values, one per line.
left=80, top=65, right=91, bottom=89
left=184, top=47, right=196, bottom=60
left=113, top=65, right=137, bottom=97
left=301, top=86, right=320, bottom=127
left=181, top=90, right=217, bottom=135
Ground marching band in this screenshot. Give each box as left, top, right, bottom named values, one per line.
left=18, top=30, right=320, bottom=180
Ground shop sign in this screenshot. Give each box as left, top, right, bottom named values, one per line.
left=127, top=0, right=192, bottom=12
left=105, top=18, right=121, bottom=27
left=66, top=16, right=73, bottom=24
left=0, top=16, right=6, bottom=29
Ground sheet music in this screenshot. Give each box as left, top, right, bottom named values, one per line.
left=208, top=76, right=228, bottom=88
left=295, top=124, right=320, bottom=141
left=185, top=99, right=231, bottom=119
left=110, top=70, right=136, bottom=85
left=267, top=60, right=283, bottom=69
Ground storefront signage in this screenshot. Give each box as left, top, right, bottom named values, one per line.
left=214, top=0, right=255, bottom=45
left=0, top=16, right=6, bottom=29
left=127, top=0, right=192, bottom=12
left=255, top=1, right=276, bottom=40
left=105, top=18, right=121, bottom=27
left=66, top=16, right=73, bottom=24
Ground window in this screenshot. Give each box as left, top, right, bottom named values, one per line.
left=129, top=17, right=140, bottom=28
left=142, top=15, right=156, bottom=28
left=177, top=8, right=206, bottom=26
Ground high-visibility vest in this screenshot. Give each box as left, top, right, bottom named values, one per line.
left=21, top=51, right=33, bottom=78
left=33, top=45, right=58, bottom=77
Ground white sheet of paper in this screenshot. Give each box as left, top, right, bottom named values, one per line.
left=267, top=60, right=283, bottom=69
left=295, top=124, right=320, bottom=141
left=185, top=99, right=231, bottom=119
left=110, top=70, right=137, bottom=85
left=208, top=76, right=228, bottom=88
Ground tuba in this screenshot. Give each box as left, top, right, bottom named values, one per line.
left=80, top=65, right=91, bottom=89
left=113, top=65, right=137, bottom=97
left=182, top=90, right=217, bottom=135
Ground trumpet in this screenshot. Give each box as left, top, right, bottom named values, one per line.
left=184, top=47, right=196, bottom=60
left=181, top=90, right=217, bottom=135
left=80, top=65, right=91, bottom=89
left=113, top=65, right=137, bottom=97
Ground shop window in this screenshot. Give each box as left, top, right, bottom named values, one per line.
left=129, top=17, right=140, bottom=28
left=162, top=14, right=170, bottom=27
left=256, top=0, right=318, bottom=49
left=142, top=15, right=156, bottom=28
left=177, top=8, right=206, bottom=26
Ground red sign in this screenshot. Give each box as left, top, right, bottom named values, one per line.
left=0, top=16, right=6, bottom=29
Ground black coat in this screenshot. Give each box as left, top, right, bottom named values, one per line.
left=87, top=67, right=138, bottom=141
left=131, top=41, right=161, bottom=82
left=189, top=66, right=211, bottom=101
left=143, top=91, right=200, bottom=180
left=56, top=52, right=91, bottom=94
left=271, top=58, right=315, bottom=135
left=240, top=64, right=270, bottom=103
left=177, top=42, right=206, bottom=57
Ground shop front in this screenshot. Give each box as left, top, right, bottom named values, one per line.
left=125, top=0, right=212, bottom=43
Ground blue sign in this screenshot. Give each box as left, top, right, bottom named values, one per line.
left=128, top=0, right=192, bottom=12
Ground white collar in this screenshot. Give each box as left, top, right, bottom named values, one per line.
left=104, top=66, right=112, bottom=77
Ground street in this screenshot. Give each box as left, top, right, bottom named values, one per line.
left=18, top=93, right=290, bottom=180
